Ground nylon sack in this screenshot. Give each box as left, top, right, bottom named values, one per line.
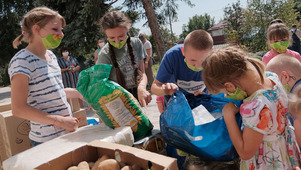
left=160, top=90, right=242, bottom=161
left=77, top=64, right=153, bottom=140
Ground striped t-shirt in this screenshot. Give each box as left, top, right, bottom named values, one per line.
left=8, top=49, right=72, bottom=143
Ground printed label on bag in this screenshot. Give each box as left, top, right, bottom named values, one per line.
left=105, top=97, right=137, bottom=127
left=192, top=104, right=215, bottom=125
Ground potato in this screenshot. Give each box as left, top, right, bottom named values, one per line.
left=118, top=161, right=126, bottom=168
left=92, top=155, right=110, bottom=170
left=88, top=162, right=95, bottom=169
left=121, top=165, right=133, bottom=170
left=77, top=161, right=90, bottom=170
left=67, top=166, right=79, bottom=170
left=131, top=164, right=141, bottom=170
left=97, top=159, right=120, bottom=170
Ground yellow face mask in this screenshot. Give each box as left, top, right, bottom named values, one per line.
left=107, top=36, right=128, bottom=49
left=226, top=87, right=248, bottom=100
left=184, top=59, right=203, bottom=72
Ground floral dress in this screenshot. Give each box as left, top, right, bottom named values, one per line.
left=239, top=72, right=300, bottom=170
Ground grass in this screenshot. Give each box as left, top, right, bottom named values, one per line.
left=152, top=63, right=160, bottom=77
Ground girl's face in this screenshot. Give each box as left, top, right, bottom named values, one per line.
left=39, top=18, right=64, bottom=38
left=105, top=26, right=128, bottom=44
left=270, top=36, right=289, bottom=44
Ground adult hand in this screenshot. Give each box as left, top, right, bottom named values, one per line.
left=162, top=83, right=179, bottom=95
left=137, top=87, right=152, bottom=107
left=56, top=116, right=79, bottom=132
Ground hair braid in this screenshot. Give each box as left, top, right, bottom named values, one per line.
left=126, top=35, right=142, bottom=85
left=109, top=43, right=126, bottom=88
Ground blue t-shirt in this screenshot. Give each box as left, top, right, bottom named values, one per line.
left=156, top=44, right=207, bottom=95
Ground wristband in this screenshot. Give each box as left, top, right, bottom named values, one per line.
left=145, top=61, right=148, bottom=64
left=52, top=116, right=57, bottom=126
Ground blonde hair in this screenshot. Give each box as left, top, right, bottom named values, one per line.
left=289, top=85, right=301, bottom=115
left=266, top=54, right=301, bottom=77
left=12, top=6, right=66, bottom=49
left=184, top=30, right=213, bottom=51
left=202, top=47, right=265, bottom=93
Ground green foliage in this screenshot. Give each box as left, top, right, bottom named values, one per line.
left=179, top=13, right=215, bottom=39
left=242, top=0, right=298, bottom=52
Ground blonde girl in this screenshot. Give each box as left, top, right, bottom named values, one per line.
left=202, top=47, right=300, bottom=169
left=9, top=7, right=82, bottom=146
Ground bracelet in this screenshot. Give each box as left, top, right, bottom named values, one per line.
left=145, top=61, right=148, bottom=64
left=52, top=116, right=57, bottom=126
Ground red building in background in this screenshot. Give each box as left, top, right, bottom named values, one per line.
left=207, top=20, right=228, bottom=45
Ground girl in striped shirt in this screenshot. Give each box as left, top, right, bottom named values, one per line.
left=9, top=7, right=82, bottom=146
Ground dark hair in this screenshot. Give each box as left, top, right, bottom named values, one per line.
left=100, top=11, right=140, bottom=89
left=267, top=23, right=289, bottom=42
left=60, top=46, right=69, bottom=55
left=202, top=47, right=265, bottom=93
left=269, top=19, right=284, bottom=26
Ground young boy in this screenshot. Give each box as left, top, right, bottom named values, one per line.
left=151, top=30, right=213, bottom=97
left=266, top=54, right=301, bottom=146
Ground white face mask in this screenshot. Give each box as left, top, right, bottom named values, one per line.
left=62, top=52, right=69, bottom=57
left=99, top=42, right=105, bottom=48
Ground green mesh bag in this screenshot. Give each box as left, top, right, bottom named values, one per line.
left=77, top=64, right=153, bottom=140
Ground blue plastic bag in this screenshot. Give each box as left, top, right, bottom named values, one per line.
left=160, top=90, right=243, bottom=161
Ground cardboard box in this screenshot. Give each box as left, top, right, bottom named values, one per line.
left=0, top=110, right=31, bottom=162
left=0, top=103, right=11, bottom=112
left=67, top=98, right=81, bottom=112
left=72, top=108, right=87, bottom=127
left=36, top=140, right=178, bottom=170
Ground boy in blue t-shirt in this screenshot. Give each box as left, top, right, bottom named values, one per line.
left=151, top=29, right=213, bottom=97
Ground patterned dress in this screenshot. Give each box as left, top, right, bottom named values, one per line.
left=240, top=72, right=301, bottom=170
left=57, top=56, right=80, bottom=88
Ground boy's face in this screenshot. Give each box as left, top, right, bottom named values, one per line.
left=181, top=46, right=212, bottom=69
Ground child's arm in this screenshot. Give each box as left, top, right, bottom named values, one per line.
left=294, top=119, right=301, bottom=147
left=151, top=79, right=179, bottom=96
left=156, top=96, right=165, bottom=114
left=64, top=88, right=84, bottom=101
left=223, top=102, right=264, bottom=160
left=11, top=74, right=78, bottom=132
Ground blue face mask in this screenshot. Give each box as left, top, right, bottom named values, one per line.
left=226, top=87, right=248, bottom=100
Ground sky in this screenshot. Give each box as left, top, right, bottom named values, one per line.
left=112, top=0, right=248, bottom=36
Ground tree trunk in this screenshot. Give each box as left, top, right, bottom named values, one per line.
left=141, top=0, right=166, bottom=61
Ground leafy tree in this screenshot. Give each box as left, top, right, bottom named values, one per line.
left=242, top=0, right=298, bottom=52
left=179, top=14, right=215, bottom=39
left=223, top=1, right=244, bottom=44
left=0, top=0, right=36, bottom=85
left=162, top=0, right=194, bottom=43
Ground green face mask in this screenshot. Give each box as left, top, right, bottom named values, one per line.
left=226, top=87, right=248, bottom=100
left=270, top=40, right=290, bottom=54
left=184, top=59, right=202, bottom=72
left=41, top=34, right=63, bottom=49
left=108, top=36, right=128, bottom=49
left=283, top=84, right=291, bottom=94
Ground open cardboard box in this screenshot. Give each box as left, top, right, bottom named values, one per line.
left=36, top=140, right=178, bottom=170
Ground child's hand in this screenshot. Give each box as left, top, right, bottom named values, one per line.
left=57, top=116, right=78, bottom=132
left=162, top=83, right=179, bottom=95
left=223, top=102, right=239, bottom=117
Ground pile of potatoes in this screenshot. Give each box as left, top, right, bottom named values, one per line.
left=67, top=154, right=145, bottom=170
